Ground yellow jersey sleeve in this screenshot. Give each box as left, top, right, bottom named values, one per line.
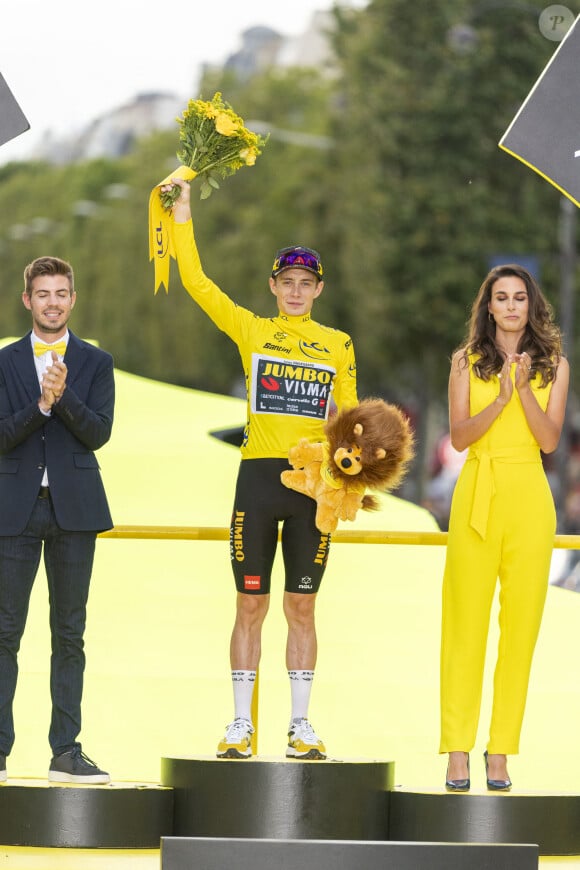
left=172, top=219, right=358, bottom=459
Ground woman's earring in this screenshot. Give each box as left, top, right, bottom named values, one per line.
left=488, top=312, right=494, bottom=322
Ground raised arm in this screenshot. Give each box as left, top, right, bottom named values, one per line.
left=161, top=176, right=192, bottom=224
left=160, top=176, right=254, bottom=345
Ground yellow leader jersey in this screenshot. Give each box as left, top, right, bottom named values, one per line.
left=173, top=220, right=358, bottom=460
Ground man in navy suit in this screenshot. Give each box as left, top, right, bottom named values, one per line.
left=0, top=255, right=114, bottom=783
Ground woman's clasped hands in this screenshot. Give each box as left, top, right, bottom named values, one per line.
left=497, top=352, right=532, bottom=406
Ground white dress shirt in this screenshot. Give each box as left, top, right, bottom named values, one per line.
left=30, top=331, right=69, bottom=487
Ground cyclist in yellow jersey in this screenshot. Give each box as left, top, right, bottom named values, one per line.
left=161, top=177, right=358, bottom=759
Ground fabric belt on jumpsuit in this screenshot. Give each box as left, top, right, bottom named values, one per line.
left=467, top=445, right=541, bottom=540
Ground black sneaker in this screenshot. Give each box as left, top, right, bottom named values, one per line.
left=0, top=754, right=6, bottom=783
left=48, top=748, right=110, bottom=784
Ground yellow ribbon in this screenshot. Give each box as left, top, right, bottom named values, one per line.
left=148, top=165, right=197, bottom=294
left=468, top=445, right=541, bottom=539
left=34, top=341, right=66, bottom=357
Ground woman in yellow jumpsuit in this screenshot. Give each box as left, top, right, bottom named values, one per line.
left=440, top=264, right=569, bottom=791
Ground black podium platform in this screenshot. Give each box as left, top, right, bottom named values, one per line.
left=161, top=755, right=393, bottom=840
left=390, top=786, right=580, bottom=856
left=160, top=755, right=580, bottom=856
left=161, top=836, right=539, bottom=870
left=1, top=756, right=580, bottom=860
left=0, top=779, right=173, bottom=848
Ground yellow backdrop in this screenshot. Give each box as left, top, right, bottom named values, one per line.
left=2, top=354, right=579, bottom=795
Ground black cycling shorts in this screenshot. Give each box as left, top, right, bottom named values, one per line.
left=229, top=458, right=331, bottom=595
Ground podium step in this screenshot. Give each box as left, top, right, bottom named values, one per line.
left=161, top=755, right=580, bottom=856
left=161, top=755, right=393, bottom=840
left=0, top=779, right=173, bottom=848
left=3, top=760, right=580, bottom=857
left=160, top=836, right=538, bottom=870
left=390, top=786, right=580, bottom=856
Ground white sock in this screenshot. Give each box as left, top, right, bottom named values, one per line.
left=231, top=670, right=256, bottom=724
left=288, top=670, right=315, bottom=722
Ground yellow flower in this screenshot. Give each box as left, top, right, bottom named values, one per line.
left=159, top=91, right=268, bottom=208
left=215, top=112, right=239, bottom=136
left=240, top=147, right=258, bottom=166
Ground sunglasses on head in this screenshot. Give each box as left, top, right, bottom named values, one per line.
left=272, top=246, right=323, bottom=278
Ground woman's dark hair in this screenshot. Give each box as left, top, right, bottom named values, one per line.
left=458, top=264, right=562, bottom=387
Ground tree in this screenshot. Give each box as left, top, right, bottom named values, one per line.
left=329, top=0, right=577, bottom=494
left=0, top=3, right=577, bottom=504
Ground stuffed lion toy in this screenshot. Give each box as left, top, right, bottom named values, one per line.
left=281, top=398, right=414, bottom=534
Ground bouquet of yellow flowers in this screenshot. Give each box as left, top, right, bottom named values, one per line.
left=159, top=92, right=268, bottom=208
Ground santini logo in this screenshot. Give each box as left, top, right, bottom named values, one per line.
left=263, top=342, right=291, bottom=354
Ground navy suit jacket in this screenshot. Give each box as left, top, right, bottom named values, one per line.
left=0, top=331, right=115, bottom=535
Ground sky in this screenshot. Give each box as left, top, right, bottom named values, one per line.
left=0, top=0, right=366, bottom=165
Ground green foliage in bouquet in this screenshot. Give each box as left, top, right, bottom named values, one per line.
left=160, top=92, right=268, bottom=208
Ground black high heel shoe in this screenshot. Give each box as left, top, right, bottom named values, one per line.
left=483, top=751, right=512, bottom=791
left=445, top=752, right=470, bottom=791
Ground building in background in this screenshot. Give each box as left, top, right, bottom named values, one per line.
left=24, top=9, right=337, bottom=165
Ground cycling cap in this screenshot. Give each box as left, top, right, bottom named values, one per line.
left=271, top=245, right=323, bottom=279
